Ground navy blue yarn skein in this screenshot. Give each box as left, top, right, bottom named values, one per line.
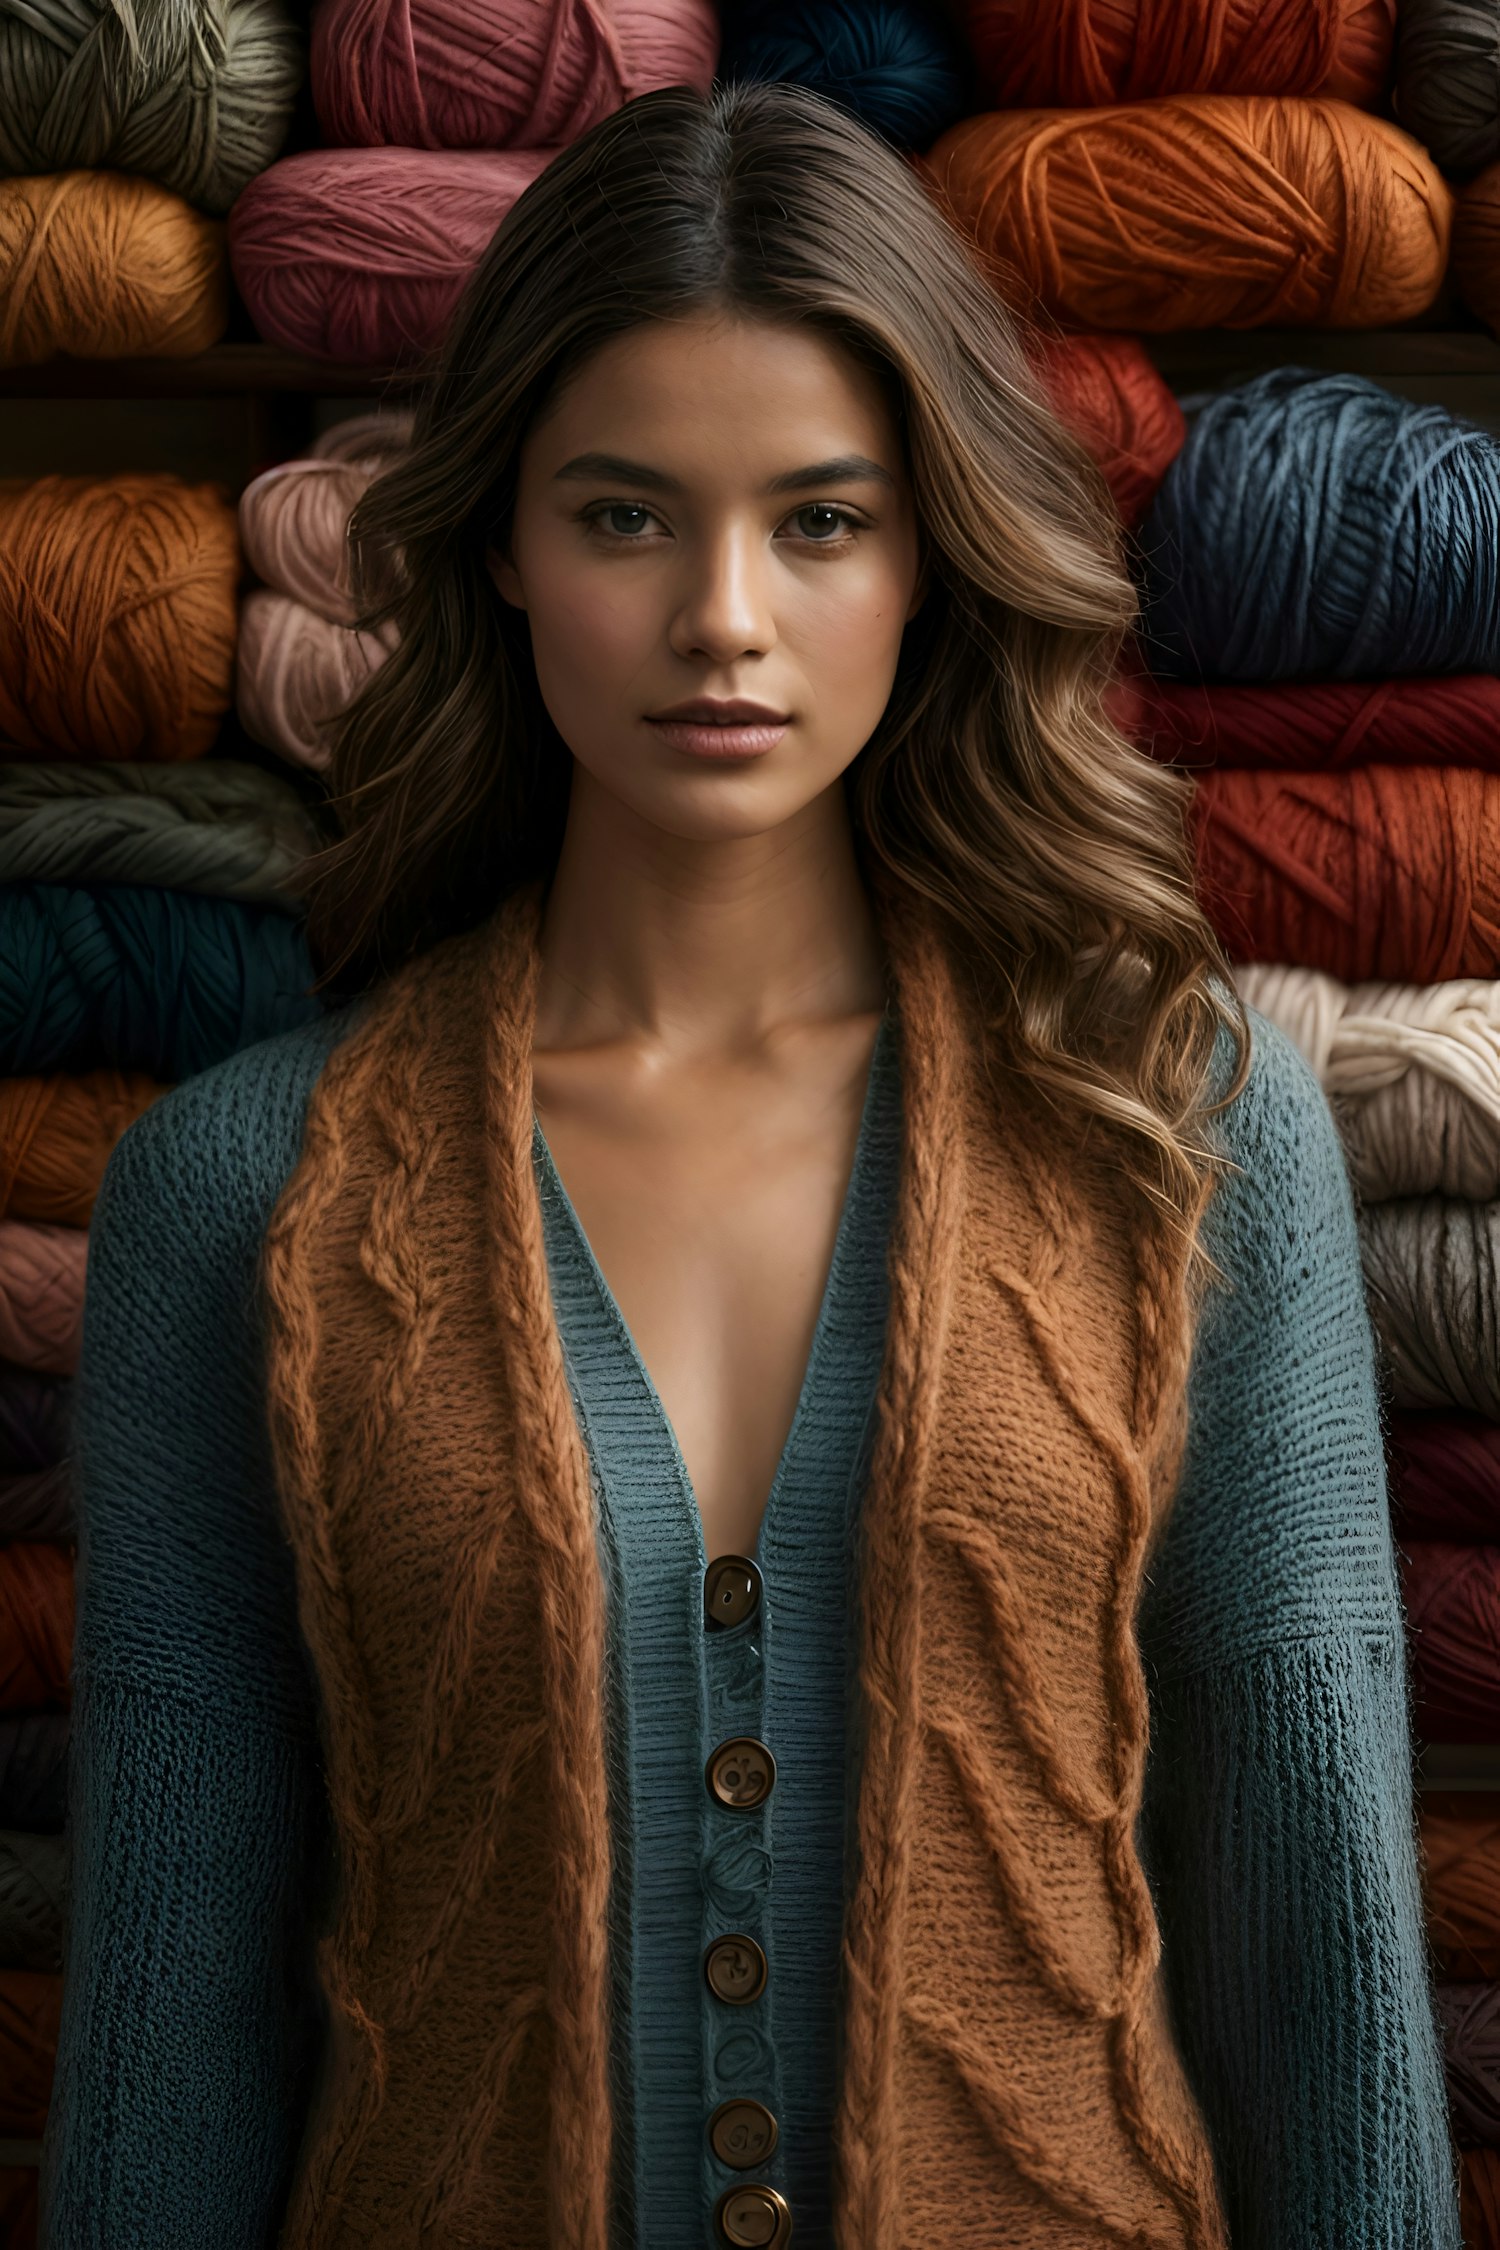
left=0, top=884, right=320, bottom=1078
left=1138, top=369, right=1500, bottom=684
left=720, top=0, right=966, bottom=146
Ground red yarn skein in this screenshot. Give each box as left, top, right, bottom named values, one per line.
left=311, top=0, right=718, bottom=152
left=0, top=1544, right=71, bottom=1715
left=1190, top=766, right=1500, bottom=980
left=1029, top=333, right=1185, bottom=526
left=1401, top=1543, right=1500, bottom=1745
left=1390, top=1416, right=1500, bottom=1542
left=1423, top=1793, right=1500, bottom=1978
left=1119, top=671, right=1500, bottom=771
left=964, top=0, right=1395, bottom=109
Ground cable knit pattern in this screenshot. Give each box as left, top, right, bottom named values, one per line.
left=37, top=890, right=1459, bottom=2247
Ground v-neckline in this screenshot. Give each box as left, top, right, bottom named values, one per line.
left=531, top=1012, right=893, bottom=1572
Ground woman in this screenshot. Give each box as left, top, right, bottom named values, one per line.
left=43, top=79, right=1457, bottom=2250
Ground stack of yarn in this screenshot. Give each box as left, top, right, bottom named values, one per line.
left=0, top=469, right=321, bottom=2215
left=0, top=0, right=303, bottom=369
left=228, top=0, right=721, bottom=366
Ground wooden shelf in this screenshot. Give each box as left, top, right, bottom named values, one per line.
left=1147, top=326, right=1500, bottom=386
left=1417, top=1742, right=1500, bottom=1792
left=0, top=345, right=413, bottom=399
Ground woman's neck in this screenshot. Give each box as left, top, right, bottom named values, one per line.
left=533, top=768, right=887, bottom=1057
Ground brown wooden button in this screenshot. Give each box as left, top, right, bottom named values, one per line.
left=708, top=2097, right=779, bottom=2170
left=706, top=1737, right=776, bottom=1811
left=714, top=2181, right=793, bottom=2246
left=705, top=1554, right=762, bottom=1631
left=704, top=1933, right=768, bottom=2006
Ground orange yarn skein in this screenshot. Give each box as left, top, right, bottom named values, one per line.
left=926, top=97, right=1452, bottom=330
left=0, top=478, right=239, bottom=762
left=0, top=1074, right=166, bottom=1229
left=0, top=173, right=227, bottom=369
left=1453, top=161, right=1500, bottom=337
left=965, top=0, right=1395, bottom=108
left=1422, top=1793, right=1500, bottom=1979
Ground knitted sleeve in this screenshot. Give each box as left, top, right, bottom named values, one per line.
left=39, top=1023, right=341, bottom=2250
left=1136, top=1007, right=1462, bottom=2249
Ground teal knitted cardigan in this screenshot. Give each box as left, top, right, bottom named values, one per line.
left=39, top=1000, right=1460, bottom=2247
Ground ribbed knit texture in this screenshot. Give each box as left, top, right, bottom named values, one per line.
left=38, top=907, right=1458, bottom=2246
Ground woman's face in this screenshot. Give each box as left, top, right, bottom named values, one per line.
left=491, top=310, right=925, bottom=843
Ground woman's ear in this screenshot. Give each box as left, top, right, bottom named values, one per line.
left=487, top=544, right=526, bottom=611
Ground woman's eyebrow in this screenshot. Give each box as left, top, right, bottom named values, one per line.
left=552, top=450, right=897, bottom=493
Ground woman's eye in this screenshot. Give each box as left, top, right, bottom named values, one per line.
left=591, top=502, right=658, bottom=537
left=788, top=504, right=856, bottom=542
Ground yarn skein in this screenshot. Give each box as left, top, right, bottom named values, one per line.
left=0, top=1368, right=68, bottom=1477
left=0, top=1834, right=65, bottom=1975
left=239, top=413, right=412, bottom=621
left=311, top=0, right=718, bottom=151
left=0, top=1465, right=73, bottom=1544
left=1389, top=1414, right=1500, bottom=1542
left=236, top=590, right=396, bottom=769
left=0, top=0, right=304, bottom=216
left=1422, top=1794, right=1500, bottom=1978
left=1463, top=2147, right=1500, bottom=2243
left=1192, top=768, right=1500, bottom=983
left=1118, top=671, right=1500, bottom=771
left=0, top=762, right=319, bottom=908
left=1030, top=333, right=1185, bottom=526
left=1402, top=1544, right=1500, bottom=1744
left=924, top=100, right=1452, bottom=332
left=1394, top=0, right=1500, bottom=179
left=0, top=1716, right=68, bottom=1832
left=1359, top=1198, right=1500, bottom=1417
left=229, top=146, right=554, bottom=364
left=0, top=1074, right=168, bottom=1228
left=0, top=171, right=227, bottom=366
left=965, top=0, right=1395, bottom=107
left=0, top=1223, right=86, bottom=1377
left=1436, top=1984, right=1500, bottom=2147
left=1453, top=159, right=1500, bottom=335
left=721, top=0, right=966, bottom=147
left=0, top=885, right=320, bottom=1080
left=0, top=1546, right=72, bottom=1714
left=1139, top=371, right=1500, bottom=682
left=0, top=477, right=238, bottom=763
left=1232, top=966, right=1500, bottom=1199
left=0, top=1970, right=61, bottom=2135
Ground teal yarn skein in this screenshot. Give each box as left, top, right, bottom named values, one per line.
left=1138, top=369, right=1500, bottom=682
left=0, top=0, right=303, bottom=216
left=721, top=0, right=966, bottom=147
left=0, top=884, right=319, bottom=1078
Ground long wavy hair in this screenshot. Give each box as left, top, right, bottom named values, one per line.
left=305, top=77, right=1250, bottom=1250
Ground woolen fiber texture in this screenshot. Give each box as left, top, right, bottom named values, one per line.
left=0, top=172, right=227, bottom=366
left=0, top=885, right=320, bottom=1079
left=1120, top=672, right=1500, bottom=770
left=924, top=99, right=1451, bottom=331
left=1453, top=159, right=1500, bottom=335
left=228, top=145, right=553, bottom=363
left=965, top=0, right=1394, bottom=106
left=0, top=762, right=319, bottom=908
left=1139, top=371, right=1500, bottom=681
left=0, top=0, right=304, bottom=215
left=235, top=591, right=395, bottom=768
left=1394, top=0, right=1500, bottom=178
left=0, top=1970, right=60, bottom=2134
left=1420, top=1795, right=1500, bottom=1978
left=1434, top=1983, right=1500, bottom=2145
left=722, top=0, right=965, bottom=146
left=0, top=1369, right=68, bottom=1477
left=0, top=1466, right=73, bottom=1544
left=0, top=477, right=238, bottom=763
left=0, top=1547, right=72, bottom=1715
left=0, top=1074, right=168, bottom=1228
left=239, top=413, right=411, bottom=621
left=0, top=1832, right=67, bottom=1973
left=310, top=0, right=717, bottom=150
left=1031, top=332, right=1185, bottom=525
left=0, top=1223, right=86, bottom=1377
left=1192, top=768, right=1500, bottom=982
left=1358, top=1198, right=1500, bottom=1416
left=1401, top=1544, right=1500, bottom=1744
left=1389, top=1415, right=1500, bottom=1542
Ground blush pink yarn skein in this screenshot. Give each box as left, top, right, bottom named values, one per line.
left=229, top=146, right=554, bottom=364
left=239, top=413, right=413, bottom=623
left=311, top=0, right=718, bottom=150
left=236, top=591, right=396, bottom=771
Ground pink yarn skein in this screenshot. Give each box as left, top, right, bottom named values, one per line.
left=229, top=146, right=554, bottom=364
left=237, top=591, right=397, bottom=771
left=311, top=0, right=718, bottom=150
left=239, top=413, right=413, bottom=623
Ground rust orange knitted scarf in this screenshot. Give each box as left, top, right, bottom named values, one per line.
left=261, top=878, right=1230, bottom=2247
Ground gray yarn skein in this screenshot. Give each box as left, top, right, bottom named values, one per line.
left=0, top=0, right=303, bottom=217
left=0, top=1829, right=66, bottom=1971
left=0, top=760, right=320, bottom=909
left=1335, top=1077, right=1500, bottom=1202
left=1394, top=0, right=1500, bottom=180
left=1358, top=1197, right=1500, bottom=1416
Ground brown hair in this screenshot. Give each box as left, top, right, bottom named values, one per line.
left=306, top=77, right=1249, bottom=1244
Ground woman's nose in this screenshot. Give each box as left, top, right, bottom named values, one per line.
left=668, top=527, right=777, bottom=662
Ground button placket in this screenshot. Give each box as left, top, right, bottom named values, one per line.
left=699, top=1552, right=784, bottom=2234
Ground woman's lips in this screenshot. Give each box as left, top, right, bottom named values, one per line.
left=643, top=706, right=791, bottom=760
